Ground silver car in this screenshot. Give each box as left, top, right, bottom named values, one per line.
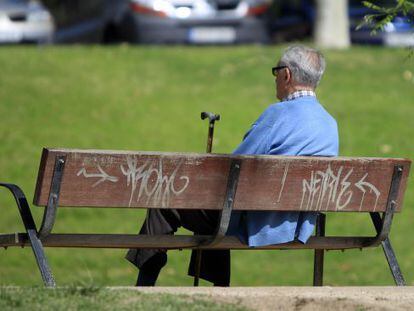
left=0, top=0, right=54, bottom=44
left=125, top=0, right=271, bottom=44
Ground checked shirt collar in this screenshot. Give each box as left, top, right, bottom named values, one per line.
left=283, top=90, right=316, bottom=102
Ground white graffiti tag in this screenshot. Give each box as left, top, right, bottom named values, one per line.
left=276, top=163, right=290, bottom=203
left=120, top=156, right=190, bottom=207
left=355, top=173, right=381, bottom=211
left=300, top=165, right=380, bottom=211
left=77, top=165, right=119, bottom=187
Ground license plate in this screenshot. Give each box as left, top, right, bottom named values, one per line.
left=384, top=32, right=414, bottom=47
left=189, top=27, right=236, bottom=43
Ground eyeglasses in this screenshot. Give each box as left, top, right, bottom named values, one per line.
left=272, top=66, right=288, bottom=77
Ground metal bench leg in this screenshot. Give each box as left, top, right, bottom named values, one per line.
left=370, top=212, right=405, bottom=286
left=313, top=213, right=326, bottom=286
left=26, top=229, right=56, bottom=287
left=382, top=238, right=405, bottom=286
left=0, top=183, right=56, bottom=287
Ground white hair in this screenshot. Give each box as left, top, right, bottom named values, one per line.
left=279, top=45, right=326, bottom=89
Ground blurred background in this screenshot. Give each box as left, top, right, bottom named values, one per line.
left=0, top=0, right=413, bottom=288
left=0, top=0, right=413, bottom=46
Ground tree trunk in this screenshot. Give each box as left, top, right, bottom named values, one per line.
left=315, top=0, right=350, bottom=49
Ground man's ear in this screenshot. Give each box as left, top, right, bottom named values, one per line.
left=285, top=68, right=291, bottom=84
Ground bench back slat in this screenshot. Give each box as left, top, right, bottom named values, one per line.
left=33, top=148, right=411, bottom=212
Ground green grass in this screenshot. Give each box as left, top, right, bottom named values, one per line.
left=0, top=287, right=246, bottom=310
left=0, top=45, right=413, bottom=287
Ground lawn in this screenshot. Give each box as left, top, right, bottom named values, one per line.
left=0, top=287, right=246, bottom=310
left=0, top=45, right=413, bottom=287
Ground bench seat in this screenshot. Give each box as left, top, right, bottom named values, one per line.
left=0, top=233, right=381, bottom=250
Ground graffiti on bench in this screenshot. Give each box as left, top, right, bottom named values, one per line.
left=300, top=165, right=380, bottom=212
left=76, top=157, right=381, bottom=211
left=77, top=156, right=190, bottom=207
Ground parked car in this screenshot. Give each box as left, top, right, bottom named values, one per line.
left=266, top=0, right=313, bottom=43
left=123, top=0, right=272, bottom=44
left=41, top=0, right=129, bottom=43
left=0, top=0, right=54, bottom=44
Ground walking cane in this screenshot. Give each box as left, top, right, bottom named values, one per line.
left=193, top=111, right=220, bottom=286
left=201, top=112, right=220, bottom=153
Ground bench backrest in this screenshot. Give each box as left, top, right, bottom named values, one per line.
left=33, top=148, right=411, bottom=212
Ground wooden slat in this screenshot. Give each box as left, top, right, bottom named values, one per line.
left=0, top=233, right=379, bottom=250
left=33, top=148, right=411, bottom=212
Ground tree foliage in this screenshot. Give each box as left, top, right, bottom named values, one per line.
left=358, top=0, right=414, bottom=34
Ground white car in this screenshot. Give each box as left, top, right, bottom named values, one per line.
left=125, top=0, right=272, bottom=44
left=0, top=0, right=54, bottom=44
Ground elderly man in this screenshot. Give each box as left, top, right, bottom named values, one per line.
left=126, top=44, right=338, bottom=286
left=228, top=45, right=338, bottom=246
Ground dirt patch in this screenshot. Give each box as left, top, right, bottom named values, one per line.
left=117, top=286, right=414, bottom=311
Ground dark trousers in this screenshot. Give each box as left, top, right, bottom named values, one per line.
left=125, top=209, right=230, bottom=286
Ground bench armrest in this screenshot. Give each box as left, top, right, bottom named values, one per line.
left=0, top=183, right=38, bottom=233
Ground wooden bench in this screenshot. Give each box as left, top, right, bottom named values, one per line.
left=0, top=148, right=411, bottom=287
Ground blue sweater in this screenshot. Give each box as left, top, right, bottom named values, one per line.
left=228, top=96, right=339, bottom=246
